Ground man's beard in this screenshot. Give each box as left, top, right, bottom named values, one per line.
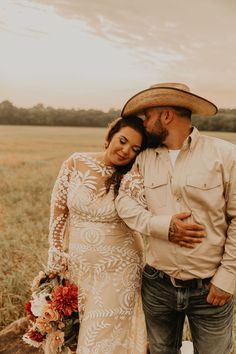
left=146, top=128, right=168, bottom=148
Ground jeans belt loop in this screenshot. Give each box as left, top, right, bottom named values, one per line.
left=170, top=276, right=183, bottom=288
left=197, top=278, right=203, bottom=288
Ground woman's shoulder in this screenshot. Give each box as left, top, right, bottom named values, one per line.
left=66, top=151, right=90, bottom=162
left=68, top=152, right=84, bottom=160
left=61, top=152, right=84, bottom=170
left=65, top=152, right=102, bottom=169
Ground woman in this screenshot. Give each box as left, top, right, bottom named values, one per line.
left=47, top=116, right=147, bottom=354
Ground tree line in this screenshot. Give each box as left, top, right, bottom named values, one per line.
left=0, top=100, right=235, bottom=131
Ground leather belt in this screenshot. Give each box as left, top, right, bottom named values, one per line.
left=144, top=264, right=212, bottom=289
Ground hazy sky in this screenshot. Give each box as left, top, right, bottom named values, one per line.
left=1, top=0, right=235, bottom=110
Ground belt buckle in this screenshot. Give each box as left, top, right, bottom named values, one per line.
left=170, top=276, right=182, bottom=288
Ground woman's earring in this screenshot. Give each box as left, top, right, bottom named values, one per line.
left=104, top=142, right=108, bottom=149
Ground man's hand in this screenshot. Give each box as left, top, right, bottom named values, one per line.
left=168, top=212, right=206, bottom=248
left=207, top=283, right=232, bottom=306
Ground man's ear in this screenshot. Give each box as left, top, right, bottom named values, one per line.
left=161, top=109, right=174, bottom=125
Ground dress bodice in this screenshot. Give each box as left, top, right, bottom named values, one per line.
left=67, top=153, right=120, bottom=225
left=47, top=152, right=126, bottom=271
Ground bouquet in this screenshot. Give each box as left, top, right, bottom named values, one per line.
left=23, top=269, right=79, bottom=353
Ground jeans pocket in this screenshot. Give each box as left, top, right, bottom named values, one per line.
left=143, top=264, right=160, bottom=280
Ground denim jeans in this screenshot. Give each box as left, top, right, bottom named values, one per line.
left=142, top=265, right=234, bottom=354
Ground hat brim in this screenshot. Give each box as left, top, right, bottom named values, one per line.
left=121, top=87, right=218, bottom=117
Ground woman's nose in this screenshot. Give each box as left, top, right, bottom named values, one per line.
left=122, top=145, right=130, bottom=155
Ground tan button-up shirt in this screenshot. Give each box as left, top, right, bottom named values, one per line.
left=115, top=128, right=236, bottom=294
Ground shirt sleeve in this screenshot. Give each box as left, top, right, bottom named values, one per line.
left=47, top=157, right=74, bottom=272
left=211, top=157, right=236, bottom=294
left=115, top=163, right=171, bottom=240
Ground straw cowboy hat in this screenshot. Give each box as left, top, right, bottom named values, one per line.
left=121, top=83, right=218, bottom=117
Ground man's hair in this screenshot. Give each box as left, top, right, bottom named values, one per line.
left=155, top=105, right=192, bottom=119
left=169, top=106, right=192, bottom=119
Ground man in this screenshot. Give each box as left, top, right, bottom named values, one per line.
left=115, top=83, right=236, bottom=354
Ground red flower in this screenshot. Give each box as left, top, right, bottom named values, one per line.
left=51, top=282, right=78, bottom=317
left=28, top=329, right=45, bottom=343
left=25, top=301, right=36, bottom=322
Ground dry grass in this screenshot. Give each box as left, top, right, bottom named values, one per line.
left=0, top=125, right=236, bottom=338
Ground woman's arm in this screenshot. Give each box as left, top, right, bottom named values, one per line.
left=47, top=156, right=74, bottom=272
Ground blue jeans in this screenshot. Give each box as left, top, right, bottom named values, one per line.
left=142, top=265, right=234, bottom=354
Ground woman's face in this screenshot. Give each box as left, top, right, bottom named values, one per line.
left=104, top=126, right=142, bottom=166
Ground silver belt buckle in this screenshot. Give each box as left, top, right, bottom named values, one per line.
left=170, top=276, right=182, bottom=287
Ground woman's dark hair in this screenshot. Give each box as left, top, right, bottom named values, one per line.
left=105, top=115, right=147, bottom=196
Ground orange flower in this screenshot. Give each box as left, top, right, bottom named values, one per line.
left=43, top=304, right=60, bottom=322
left=52, top=330, right=64, bottom=346
left=44, top=330, right=65, bottom=353
left=57, top=321, right=65, bottom=329
left=51, top=282, right=78, bottom=317
left=35, top=318, right=53, bottom=334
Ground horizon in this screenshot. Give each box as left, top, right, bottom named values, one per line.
left=0, top=99, right=236, bottom=114
left=1, top=98, right=235, bottom=112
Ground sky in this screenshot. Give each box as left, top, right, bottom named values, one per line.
left=0, top=0, right=235, bottom=111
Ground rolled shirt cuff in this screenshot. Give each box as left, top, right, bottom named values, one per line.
left=149, top=214, right=172, bottom=241
left=211, top=266, right=236, bottom=294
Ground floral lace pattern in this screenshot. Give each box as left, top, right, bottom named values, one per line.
left=47, top=153, right=147, bottom=354
left=120, top=171, right=147, bottom=209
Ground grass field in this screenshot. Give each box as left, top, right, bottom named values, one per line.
left=0, top=125, right=236, bottom=334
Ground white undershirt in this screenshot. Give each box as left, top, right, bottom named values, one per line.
left=168, top=149, right=180, bottom=166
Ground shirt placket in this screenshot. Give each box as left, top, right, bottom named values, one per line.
left=169, top=146, right=193, bottom=279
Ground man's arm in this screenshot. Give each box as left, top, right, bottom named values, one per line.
left=209, top=157, right=236, bottom=297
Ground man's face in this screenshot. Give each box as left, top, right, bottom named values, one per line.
left=144, top=107, right=168, bottom=147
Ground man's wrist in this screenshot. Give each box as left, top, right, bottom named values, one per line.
left=168, top=219, right=176, bottom=241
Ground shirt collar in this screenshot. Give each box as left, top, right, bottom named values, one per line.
left=187, top=126, right=200, bottom=151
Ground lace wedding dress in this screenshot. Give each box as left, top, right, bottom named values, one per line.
left=47, top=152, right=147, bottom=354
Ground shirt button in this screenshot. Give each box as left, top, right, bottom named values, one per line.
left=176, top=195, right=182, bottom=202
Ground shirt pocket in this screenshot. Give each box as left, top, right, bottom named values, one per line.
left=185, top=172, right=223, bottom=210
left=144, top=175, right=168, bottom=209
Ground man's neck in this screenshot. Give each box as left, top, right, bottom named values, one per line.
left=164, top=126, right=192, bottom=149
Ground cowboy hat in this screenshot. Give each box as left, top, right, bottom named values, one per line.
left=121, top=83, right=218, bottom=117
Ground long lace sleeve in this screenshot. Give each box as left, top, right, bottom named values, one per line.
left=116, top=162, right=171, bottom=239
left=120, top=171, right=147, bottom=209
left=47, top=157, right=74, bottom=272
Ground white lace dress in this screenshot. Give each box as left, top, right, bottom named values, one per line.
left=47, top=152, right=147, bottom=354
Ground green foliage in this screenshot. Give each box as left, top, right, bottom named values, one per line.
left=192, top=109, right=236, bottom=132
left=0, top=101, right=235, bottom=131
left=0, top=101, right=120, bottom=127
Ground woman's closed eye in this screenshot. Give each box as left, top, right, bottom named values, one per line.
left=120, top=137, right=127, bottom=144
left=132, top=147, right=140, bottom=153
left=120, top=137, right=140, bottom=153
